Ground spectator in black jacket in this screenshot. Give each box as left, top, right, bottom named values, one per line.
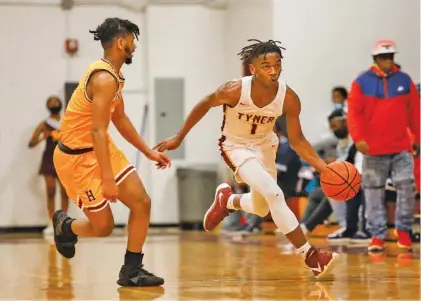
left=299, top=109, right=370, bottom=243
left=326, top=109, right=369, bottom=243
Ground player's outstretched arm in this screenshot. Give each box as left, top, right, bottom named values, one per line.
left=153, top=80, right=241, bottom=152
left=112, top=99, right=171, bottom=169
left=283, top=86, right=328, bottom=174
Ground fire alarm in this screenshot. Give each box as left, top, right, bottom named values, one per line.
left=65, top=38, right=78, bottom=55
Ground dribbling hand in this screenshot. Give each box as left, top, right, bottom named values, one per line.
left=146, top=150, right=172, bottom=169
left=153, top=135, right=182, bottom=152
left=102, top=178, right=118, bottom=203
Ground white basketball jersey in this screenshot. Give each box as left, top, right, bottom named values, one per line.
left=220, top=76, right=286, bottom=146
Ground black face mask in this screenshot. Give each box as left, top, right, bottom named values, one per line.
left=48, top=105, right=62, bottom=114
left=333, top=128, right=348, bottom=139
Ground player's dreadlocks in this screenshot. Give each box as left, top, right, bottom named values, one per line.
left=89, top=18, right=139, bottom=48
left=238, top=39, right=286, bottom=65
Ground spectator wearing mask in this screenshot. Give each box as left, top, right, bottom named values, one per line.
left=28, top=96, right=69, bottom=235
left=331, top=86, right=348, bottom=110
left=299, top=109, right=369, bottom=243
left=325, top=109, right=369, bottom=243
left=347, top=40, right=420, bottom=251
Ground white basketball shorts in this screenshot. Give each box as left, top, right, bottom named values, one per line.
left=218, top=140, right=278, bottom=183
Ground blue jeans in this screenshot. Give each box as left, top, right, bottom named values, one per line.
left=301, top=187, right=347, bottom=230
left=363, top=151, right=415, bottom=239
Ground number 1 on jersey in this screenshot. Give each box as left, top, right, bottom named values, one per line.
left=250, top=124, right=257, bottom=135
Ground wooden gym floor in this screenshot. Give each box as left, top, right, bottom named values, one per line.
left=0, top=230, right=419, bottom=301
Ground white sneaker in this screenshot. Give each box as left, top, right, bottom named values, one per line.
left=327, top=228, right=350, bottom=244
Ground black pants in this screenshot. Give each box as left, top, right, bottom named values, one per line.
left=345, top=189, right=366, bottom=235
left=302, top=187, right=366, bottom=234
left=302, top=187, right=332, bottom=231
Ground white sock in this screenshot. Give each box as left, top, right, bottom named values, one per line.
left=239, top=193, right=254, bottom=213
left=227, top=192, right=268, bottom=215
left=296, top=242, right=312, bottom=258
left=226, top=194, right=237, bottom=210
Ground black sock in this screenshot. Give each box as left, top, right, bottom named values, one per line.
left=62, top=218, right=76, bottom=238
left=125, top=250, right=143, bottom=267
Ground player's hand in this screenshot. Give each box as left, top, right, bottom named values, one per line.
left=355, top=140, right=369, bottom=155
left=102, top=178, right=118, bottom=202
left=153, top=135, right=182, bottom=152
left=325, top=156, right=336, bottom=164
left=146, top=150, right=172, bottom=169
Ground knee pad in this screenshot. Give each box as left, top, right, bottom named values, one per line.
left=250, top=179, right=282, bottom=204
left=263, top=186, right=284, bottom=204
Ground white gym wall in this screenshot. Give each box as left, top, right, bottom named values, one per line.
left=0, top=0, right=419, bottom=227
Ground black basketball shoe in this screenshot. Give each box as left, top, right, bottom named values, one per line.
left=53, top=210, right=78, bottom=259
left=117, top=263, right=164, bottom=287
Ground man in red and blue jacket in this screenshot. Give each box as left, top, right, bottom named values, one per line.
left=347, top=40, right=420, bottom=252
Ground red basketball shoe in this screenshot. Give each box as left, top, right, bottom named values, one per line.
left=305, top=247, right=339, bottom=279
left=397, top=230, right=412, bottom=249
left=203, top=183, right=232, bottom=231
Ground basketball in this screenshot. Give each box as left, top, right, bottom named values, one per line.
left=320, top=161, right=361, bottom=202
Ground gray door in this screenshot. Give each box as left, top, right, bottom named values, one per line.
left=154, top=78, right=185, bottom=159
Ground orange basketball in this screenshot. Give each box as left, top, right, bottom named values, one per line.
left=320, top=161, right=361, bottom=202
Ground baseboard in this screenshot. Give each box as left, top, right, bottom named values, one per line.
left=0, top=226, right=45, bottom=234
left=0, top=223, right=181, bottom=234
